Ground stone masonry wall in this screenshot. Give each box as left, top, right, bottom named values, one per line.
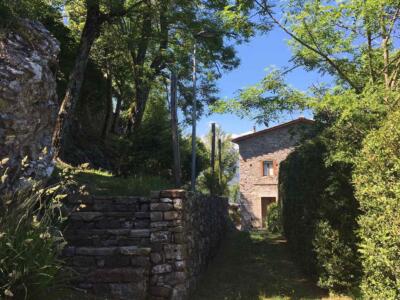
left=64, top=190, right=229, bottom=300
left=149, top=190, right=229, bottom=300
left=236, top=123, right=311, bottom=228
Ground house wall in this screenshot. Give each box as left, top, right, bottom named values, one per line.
left=237, top=124, right=307, bottom=228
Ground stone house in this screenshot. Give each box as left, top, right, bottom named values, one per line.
left=232, top=117, right=314, bottom=229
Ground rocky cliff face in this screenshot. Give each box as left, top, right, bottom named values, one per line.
left=0, top=19, right=60, bottom=191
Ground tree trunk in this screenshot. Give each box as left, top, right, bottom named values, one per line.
left=102, top=70, right=113, bottom=139
left=52, top=2, right=102, bottom=158
left=112, top=92, right=122, bottom=133
left=130, top=83, right=151, bottom=130
left=170, top=71, right=181, bottom=187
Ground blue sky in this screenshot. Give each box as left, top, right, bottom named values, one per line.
left=192, top=27, right=327, bottom=137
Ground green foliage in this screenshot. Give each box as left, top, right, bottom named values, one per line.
left=280, top=135, right=361, bottom=293
left=354, top=109, right=400, bottom=299
left=265, top=202, right=281, bottom=234
left=0, top=181, right=70, bottom=299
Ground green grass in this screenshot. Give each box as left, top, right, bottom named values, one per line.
left=55, top=162, right=172, bottom=197
left=191, top=230, right=351, bottom=300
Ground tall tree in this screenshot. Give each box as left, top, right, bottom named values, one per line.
left=52, top=0, right=140, bottom=158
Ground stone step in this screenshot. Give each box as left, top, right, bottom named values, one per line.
left=64, top=229, right=151, bottom=247
left=64, top=246, right=151, bottom=257
left=69, top=211, right=150, bottom=221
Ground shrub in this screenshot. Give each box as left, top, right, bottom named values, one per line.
left=266, top=202, right=282, bottom=234
left=354, top=109, right=400, bottom=299
left=280, top=138, right=361, bottom=292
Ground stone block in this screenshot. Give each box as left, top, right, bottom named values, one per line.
left=164, top=245, right=187, bottom=260
left=151, top=221, right=171, bottom=228
left=175, top=261, right=186, bottom=271
left=151, top=212, right=163, bottom=221
left=160, top=189, right=186, bottom=198
left=130, top=229, right=150, bottom=238
left=150, top=286, right=172, bottom=297
left=135, top=220, right=150, bottom=229
left=62, top=246, right=76, bottom=257
left=151, top=231, right=170, bottom=243
left=73, top=256, right=96, bottom=267
left=164, top=211, right=180, bottom=221
left=150, top=203, right=174, bottom=211
left=110, top=282, right=147, bottom=300
left=70, top=212, right=103, bottom=222
left=76, top=247, right=117, bottom=256
left=152, top=263, right=172, bottom=274
left=151, top=252, right=163, bottom=264
left=164, top=272, right=186, bottom=285
left=174, top=232, right=186, bottom=244
left=104, top=256, right=130, bottom=268
left=131, top=256, right=150, bottom=267
left=173, top=198, right=183, bottom=210
left=135, top=212, right=150, bottom=219
left=120, top=246, right=151, bottom=256
left=87, top=267, right=145, bottom=283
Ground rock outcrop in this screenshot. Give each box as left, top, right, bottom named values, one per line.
left=0, top=19, right=60, bottom=190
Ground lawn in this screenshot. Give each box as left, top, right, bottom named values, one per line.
left=54, top=162, right=173, bottom=196
left=191, top=230, right=351, bottom=300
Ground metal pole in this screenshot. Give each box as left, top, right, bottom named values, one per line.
left=191, top=42, right=197, bottom=192
left=211, top=122, right=216, bottom=176
left=218, top=137, right=222, bottom=185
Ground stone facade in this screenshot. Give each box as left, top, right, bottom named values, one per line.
left=0, top=19, right=60, bottom=191
left=64, top=190, right=229, bottom=300
left=232, top=118, right=313, bottom=229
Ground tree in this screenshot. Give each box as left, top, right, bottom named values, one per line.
left=52, top=0, right=142, bottom=159
left=197, top=126, right=238, bottom=196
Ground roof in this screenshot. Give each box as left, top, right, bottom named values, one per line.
left=231, top=117, right=314, bottom=143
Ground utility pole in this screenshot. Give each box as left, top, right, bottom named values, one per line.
left=211, top=122, right=216, bottom=176
left=170, top=70, right=181, bottom=188
left=190, top=42, right=197, bottom=192
left=218, top=137, right=222, bottom=185
left=190, top=30, right=216, bottom=192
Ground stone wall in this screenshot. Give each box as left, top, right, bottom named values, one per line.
left=0, top=19, right=60, bottom=192
left=64, top=190, right=229, bottom=300
left=149, top=190, right=229, bottom=300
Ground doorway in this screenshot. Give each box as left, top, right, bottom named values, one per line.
left=261, top=197, right=276, bottom=228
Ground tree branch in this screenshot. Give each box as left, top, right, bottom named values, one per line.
left=255, top=0, right=361, bottom=92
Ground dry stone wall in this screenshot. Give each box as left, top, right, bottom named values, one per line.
left=64, top=190, right=229, bottom=300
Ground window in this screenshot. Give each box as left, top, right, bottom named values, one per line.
left=263, top=161, right=274, bottom=176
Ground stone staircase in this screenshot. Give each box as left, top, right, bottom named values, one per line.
left=63, top=196, right=152, bottom=300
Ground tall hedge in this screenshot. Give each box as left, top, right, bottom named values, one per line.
left=280, top=139, right=361, bottom=293
left=354, top=109, right=400, bottom=299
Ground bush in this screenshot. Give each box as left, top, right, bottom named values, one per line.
left=266, top=202, right=282, bottom=233
left=354, top=109, right=400, bottom=299
left=0, top=185, right=68, bottom=299
left=280, top=138, right=361, bottom=293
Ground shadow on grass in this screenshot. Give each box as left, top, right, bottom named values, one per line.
left=191, top=230, right=329, bottom=300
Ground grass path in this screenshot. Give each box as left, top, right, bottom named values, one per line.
left=191, top=230, right=348, bottom=300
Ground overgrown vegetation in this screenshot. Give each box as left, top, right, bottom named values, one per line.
left=0, top=168, right=77, bottom=299
left=265, top=202, right=281, bottom=234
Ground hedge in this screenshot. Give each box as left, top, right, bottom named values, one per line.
left=354, top=109, right=400, bottom=299
left=279, top=138, right=361, bottom=293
